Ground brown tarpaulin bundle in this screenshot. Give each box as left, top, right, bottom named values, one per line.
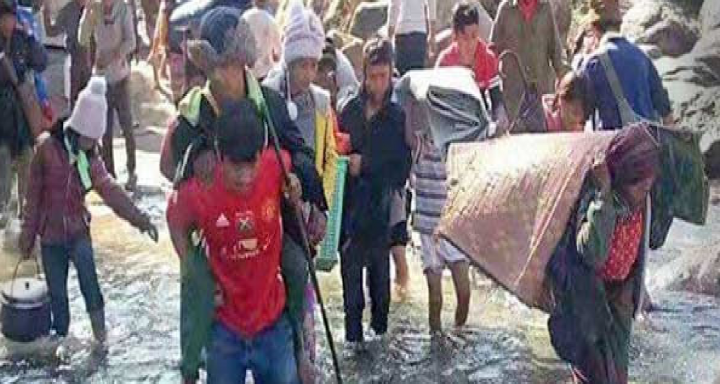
left=437, top=132, right=615, bottom=312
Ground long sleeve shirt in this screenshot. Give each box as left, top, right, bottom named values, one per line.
left=44, top=1, right=85, bottom=56
left=490, top=0, right=569, bottom=129
left=21, top=133, right=148, bottom=247
left=388, top=0, right=436, bottom=35
left=79, top=0, right=135, bottom=84
left=580, top=34, right=672, bottom=131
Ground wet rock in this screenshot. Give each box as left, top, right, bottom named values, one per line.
left=323, top=0, right=363, bottom=30
left=622, top=0, right=700, bottom=57
left=638, top=18, right=699, bottom=57
left=653, top=247, right=720, bottom=297
left=656, top=47, right=720, bottom=134
left=700, top=0, right=720, bottom=33
left=327, top=29, right=357, bottom=49
left=348, top=1, right=388, bottom=40
left=341, top=37, right=364, bottom=80
left=705, top=140, right=720, bottom=180
left=693, top=29, right=720, bottom=82
left=661, top=60, right=719, bottom=88
left=658, top=48, right=720, bottom=179
left=435, top=28, right=453, bottom=56
left=638, top=44, right=663, bottom=60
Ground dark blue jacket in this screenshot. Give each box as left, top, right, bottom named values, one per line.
left=581, top=34, right=671, bottom=130
left=338, top=91, right=411, bottom=243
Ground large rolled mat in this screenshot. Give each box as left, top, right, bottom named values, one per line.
left=437, top=132, right=615, bottom=312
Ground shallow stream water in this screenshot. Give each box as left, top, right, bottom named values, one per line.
left=0, top=189, right=718, bottom=383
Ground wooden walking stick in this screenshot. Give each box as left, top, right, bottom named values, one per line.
left=261, top=103, right=344, bottom=384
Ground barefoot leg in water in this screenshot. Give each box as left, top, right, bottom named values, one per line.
left=449, top=261, right=471, bottom=328
left=392, top=245, right=409, bottom=298
left=426, top=271, right=443, bottom=332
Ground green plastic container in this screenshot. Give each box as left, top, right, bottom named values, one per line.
left=316, top=156, right=348, bottom=272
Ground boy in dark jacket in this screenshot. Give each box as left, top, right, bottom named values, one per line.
left=338, top=37, right=411, bottom=347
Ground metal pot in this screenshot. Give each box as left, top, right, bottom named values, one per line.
left=0, top=259, right=51, bottom=342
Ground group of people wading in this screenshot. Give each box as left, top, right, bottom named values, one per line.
left=4, top=0, right=682, bottom=382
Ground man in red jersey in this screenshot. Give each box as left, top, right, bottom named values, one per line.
left=167, top=100, right=303, bottom=383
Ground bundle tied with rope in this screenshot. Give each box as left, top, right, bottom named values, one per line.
left=436, top=123, right=708, bottom=312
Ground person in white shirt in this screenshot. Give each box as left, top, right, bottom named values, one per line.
left=388, top=0, right=436, bottom=75
left=243, top=0, right=282, bottom=80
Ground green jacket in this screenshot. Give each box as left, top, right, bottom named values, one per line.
left=174, top=78, right=314, bottom=380
left=546, top=125, right=708, bottom=374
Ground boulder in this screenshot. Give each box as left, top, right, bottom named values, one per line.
left=657, top=50, right=720, bottom=181
left=327, top=29, right=360, bottom=49
left=324, top=0, right=363, bottom=31
left=435, top=28, right=453, bottom=56
left=661, top=60, right=719, bottom=88
left=341, top=38, right=365, bottom=80
left=700, top=0, right=720, bottom=33
left=622, top=0, right=700, bottom=57
left=705, top=140, right=720, bottom=180
left=348, top=1, right=388, bottom=40
left=638, top=44, right=663, bottom=60
left=637, top=18, right=699, bottom=57
left=693, top=29, right=720, bottom=82
left=652, top=246, right=720, bottom=297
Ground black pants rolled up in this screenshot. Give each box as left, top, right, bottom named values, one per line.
left=340, top=236, right=390, bottom=342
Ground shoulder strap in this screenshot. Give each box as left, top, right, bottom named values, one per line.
left=597, top=51, right=640, bottom=126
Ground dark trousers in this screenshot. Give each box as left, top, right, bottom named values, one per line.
left=41, top=236, right=105, bottom=336
left=69, top=54, right=92, bottom=109
left=102, top=77, right=136, bottom=178
left=395, top=32, right=428, bottom=76
left=340, top=237, right=390, bottom=342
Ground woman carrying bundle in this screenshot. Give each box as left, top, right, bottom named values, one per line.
left=547, top=124, right=661, bottom=384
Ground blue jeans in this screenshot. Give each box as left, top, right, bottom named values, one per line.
left=41, top=236, right=104, bottom=336
left=207, top=315, right=299, bottom=384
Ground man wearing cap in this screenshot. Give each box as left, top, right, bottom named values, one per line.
left=0, top=0, right=48, bottom=227
left=158, top=6, right=327, bottom=383
left=579, top=0, right=674, bottom=130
